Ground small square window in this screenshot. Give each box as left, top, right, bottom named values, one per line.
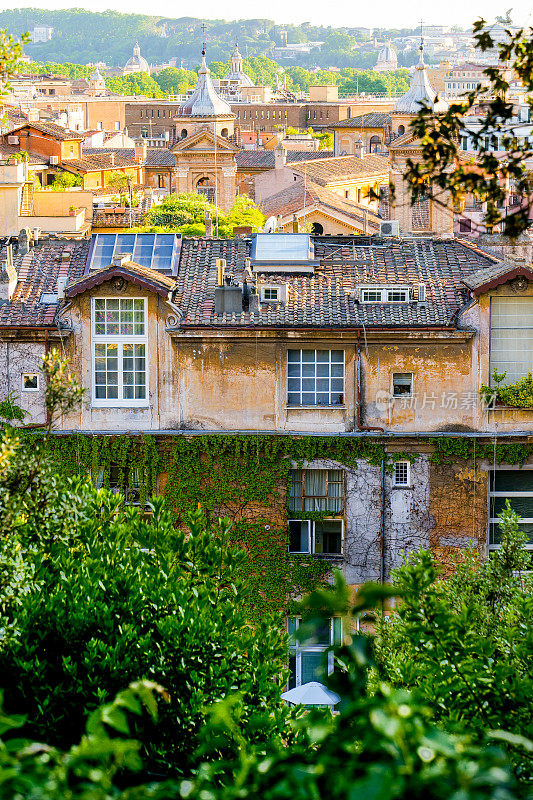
left=393, top=461, right=410, bottom=487
left=262, top=286, right=280, bottom=302
left=22, top=373, right=39, bottom=391
left=392, top=373, right=413, bottom=397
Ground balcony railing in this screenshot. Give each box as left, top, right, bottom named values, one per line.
left=93, top=208, right=145, bottom=228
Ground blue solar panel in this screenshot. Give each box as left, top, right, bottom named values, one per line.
left=89, top=233, right=178, bottom=275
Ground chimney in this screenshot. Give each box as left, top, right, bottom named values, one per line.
left=274, top=144, right=286, bottom=170
left=134, top=139, right=147, bottom=164
left=292, top=214, right=299, bottom=233
left=205, top=210, right=213, bottom=237
left=112, top=252, right=132, bottom=267
left=109, top=152, right=115, bottom=166
left=353, top=139, right=364, bottom=158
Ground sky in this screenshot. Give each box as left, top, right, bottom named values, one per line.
left=7, top=0, right=533, bottom=29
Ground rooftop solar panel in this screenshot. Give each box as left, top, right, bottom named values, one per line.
left=88, top=233, right=179, bottom=275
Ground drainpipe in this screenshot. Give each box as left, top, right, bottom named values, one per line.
left=355, top=334, right=384, bottom=433
left=379, top=458, right=386, bottom=584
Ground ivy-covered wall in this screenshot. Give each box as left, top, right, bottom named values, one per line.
left=47, top=433, right=533, bottom=620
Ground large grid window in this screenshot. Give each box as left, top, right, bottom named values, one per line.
left=360, top=287, right=409, bottom=303
left=488, top=470, right=533, bottom=559
left=288, top=469, right=344, bottom=555
left=490, top=297, right=533, bottom=384
left=287, top=350, right=344, bottom=406
left=287, top=617, right=342, bottom=689
left=92, top=298, right=148, bottom=406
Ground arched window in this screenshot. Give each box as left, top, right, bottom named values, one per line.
left=398, top=124, right=405, bottom=135
left=311, top=222, right=324, bottom=234
left=369, top=135, right=381, bottom=153
left=196, top=176, right=215, bottom=202
left=181, top=128, right=187, bottom=139
left=221, top=127, right=228, bottom=137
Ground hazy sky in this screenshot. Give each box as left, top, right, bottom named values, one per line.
left=9, top=0, right=533, bottom=29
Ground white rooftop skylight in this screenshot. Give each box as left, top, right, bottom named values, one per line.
left=88, top=233, right=178, bottom=275
left=251, top=233, right=317, bottom=273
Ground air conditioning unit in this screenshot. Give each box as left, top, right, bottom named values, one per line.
left=7, top=135, right=19, bottom=145
left=49, top=155, right=59, bottom=165
left=379, top=220, right=399, bottom=237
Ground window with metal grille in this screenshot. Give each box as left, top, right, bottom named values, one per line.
left=287, top=349, right=344, bottom=406
left=488, top=470, right=533, bottom=563
left=393, top=460, right=410, bottom=487
left=287, top=616, right=342, bottom=688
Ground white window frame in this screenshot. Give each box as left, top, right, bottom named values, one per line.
left=287, top=616, right=341, bottom=689
left=21, top=372, right=39, bottom=392
left=287, top=349, right=345, bottom=407
left=392, top=460, right=411, bottom=488
left=488, top=467, right=533, bottom=556
left=261, top=285, right=280, bottom=303
left=91, top=297, right=149, bottom=408
left=360, top=286, right=410, bottom=303
left=288, top=518, right=344, bottom=555
left=392, top=372, right=413, bottom=398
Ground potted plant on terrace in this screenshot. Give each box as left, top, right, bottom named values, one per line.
left=69, top=205, right=77, bottom=216
left=480, top=369, right=533, bottom=410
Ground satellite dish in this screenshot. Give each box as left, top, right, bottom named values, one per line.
left=263, top=215, right=277, bottom=233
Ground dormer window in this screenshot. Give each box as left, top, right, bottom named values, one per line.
left=360, top=286, right=410, bottom=303
left=262, top=287, right=279, bottom=302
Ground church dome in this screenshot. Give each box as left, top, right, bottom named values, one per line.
left=178, top=48, right=233, bottom=117
left=376, top=41, right=397, bottom=68
left=223, top=43, right=254, bottom=87
left=393, top=44, right=448, bottom=114
left=124, top=42, right=150, bottom=74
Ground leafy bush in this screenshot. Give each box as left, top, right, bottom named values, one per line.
left=480, top=370, right=533, bottom=409
left=0, top=431, right=290, bottom=776
left=175, top=579, right=529, bottom=800
left=374, top=500, right=533, bottom=781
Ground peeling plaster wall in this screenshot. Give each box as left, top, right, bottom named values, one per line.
left=0, top=341, right=47, bottom=424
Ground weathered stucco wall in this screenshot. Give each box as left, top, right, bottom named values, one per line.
left=0, top=340, right=47, bottom=424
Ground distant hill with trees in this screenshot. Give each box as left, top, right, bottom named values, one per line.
left=0, top=8, right=423, bottom=70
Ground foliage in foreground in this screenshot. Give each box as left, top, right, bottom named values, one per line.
left=0, top=429, right=289, bottom=776
left=0, top=579, right=529, bottom=800
left=375, top=499, right=533, bottom=782
left=401, top=20, right=533, bottom=237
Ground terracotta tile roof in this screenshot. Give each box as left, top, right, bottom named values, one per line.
left=74, top=148, right=176, bottom=169
left=174, top=235, right=499, bottom=329
left=9, top=121, right=83, bottom=141
left=236, top=150, right=334, bottom=170
left=67, top=260, right=175, bottom=299
left=0, top=239, right=89, bottom=329
left=291, top=154, right=389, bottom=185
left=0, top=143, right=47, bottom=165
left=462, top=260, right=533, bottom=295
left=329, top=113, right=392, bottom=129
left=259, top=180, right=381, bottom=231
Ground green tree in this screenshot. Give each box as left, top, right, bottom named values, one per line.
left=0, top=435, right=289, bottom=775
left=400, top=21, right=533, bottom=237
left=374, top=501, right=533, bottom=780
left=176, top=578, right=528, bottom=800
left=51, top=169, right=82, bottom=189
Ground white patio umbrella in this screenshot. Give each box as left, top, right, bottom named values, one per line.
left=281, top=681, right=340, bottom=707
